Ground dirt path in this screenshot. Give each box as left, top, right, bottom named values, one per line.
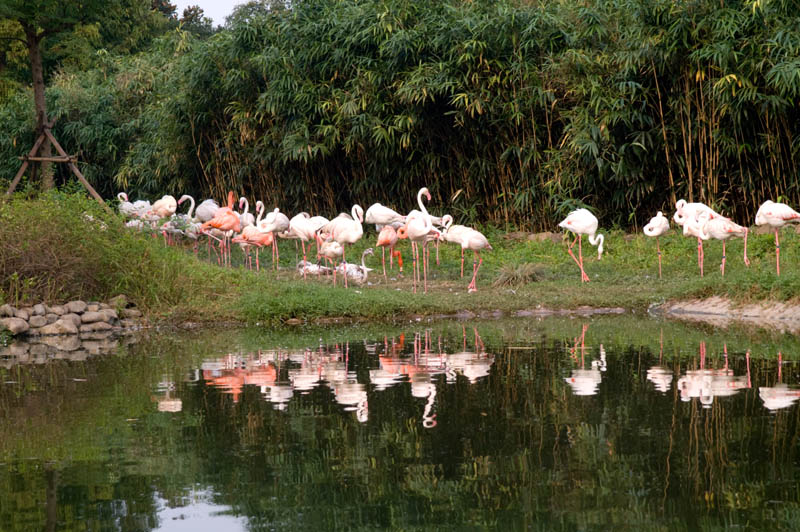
left=652, top=296, right=800, bottom=333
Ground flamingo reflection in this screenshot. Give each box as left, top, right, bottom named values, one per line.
left=564, top=325, right=606, bottom=396
left=759, top=351, right=800, bottom=411
left=677, top=343, right=751, bottom=408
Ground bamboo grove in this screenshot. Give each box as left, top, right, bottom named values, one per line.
left=2, top=0, right=800, bottom=229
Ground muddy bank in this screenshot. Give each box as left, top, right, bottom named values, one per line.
left=651, top=296, right=800, bottom=333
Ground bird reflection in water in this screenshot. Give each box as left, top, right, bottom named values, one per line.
left=647, top=329, right=673, bottom=393
left=759, top=351, right=800, bottom=411
left=195, top=327, right=494, bottom=425
left=677, top=343, right=751, bottom=408
left=154, top=377, right=182, bottom=412
left=564, top=324, right=606, bottom=396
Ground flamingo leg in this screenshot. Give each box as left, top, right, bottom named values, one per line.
left=343, top=245, right=348, bottom=288
left=436, top=239, right=440, bottom=266
left=721, top=240, right=726, bottom=276
left=697, top=238, right=704, bottom=277
left=301, top=240, right=307, bottom=280
left=775, top=229, right=781, bottom=276
left=412, top=242, right=418, bottom=293
left=743, top=228, right=750, bottom=267
left=566, top=234, right=589, bottom=282
left=468, top=251, right=483, bottom=292
left=256, top=247, right=260, bottom=271
left=382, top=247, right=387, bottom=279
left=423, top=241, right=428, bottom=294
left=460, top=248, right=464, bottom=278
left=656, top=237, right=662, bottom=279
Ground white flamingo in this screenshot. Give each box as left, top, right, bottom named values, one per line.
left=558, top=208, right=604, bottom=283
left=643, top=211, right=670, bottom=278
left=702, top=213, right=750, bottom=276
left=755, top=200, right=800, bottom=275
left=320, top=205, right=364, bottom=288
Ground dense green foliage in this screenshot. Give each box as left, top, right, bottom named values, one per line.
left=3, top=0, right=800, bottom=228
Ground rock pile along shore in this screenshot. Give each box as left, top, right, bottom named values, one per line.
left=0, top=295, right=143, bottom=337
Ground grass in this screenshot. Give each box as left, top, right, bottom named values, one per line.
left=2, top=192, right=800, bottom=326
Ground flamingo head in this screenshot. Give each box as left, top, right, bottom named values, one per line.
left=177, top=194, right=191, bottom=205
left=117, top=192, right=129, bottom=202
left=441, top=214, right=453, bottom=230
left=397, top=225, right=409, bottom=239
left=421, top=187, right=431, bottom=201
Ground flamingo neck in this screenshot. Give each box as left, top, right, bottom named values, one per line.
left=589, top=233, right=604, bottom=259
left=256, top=201, right=265, bottom=224
left=186, top=195, right=196, bottom=219
left=117, top=192, right=128, bottom=202
left=416, top=190, right=432, bottom=232
left=241, top=198, right=250, bottom=216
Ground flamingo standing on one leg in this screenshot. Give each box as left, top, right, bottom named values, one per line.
left=702, top=213, right=750, bottom=276
left=755, top=200, right=800, bottom=275
left=643, top=211, right=670, bottom=279
left=440, top=215, right=473, bottom=277
left=673, top=199, right=719, bottom=276
left=558, top=208, right=604, bottom=283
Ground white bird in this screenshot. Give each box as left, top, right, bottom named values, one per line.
left=238, top=197, right=256, bottom=228
left=195, top=198, right=220, bottom=223
left=336, top=248, right=374, bottom=284
left=643, top=211, right=670, bottom=278
left=148, top=195, right=178, bottom=219
left=364, top=203, right=406, bottom=230
left=673, top=199, right=719, bottom=226
left=286, top=212, right=320, bottom=280
left=441, top=214, right=474, bottom=278
left=400, top=187, right=436, bottom=294
left=558, top=208, right=604, bottom=283
left=258, top=208, right=291, bottom=268
left=755, top=200, right=800, bottom=275
left=320, top=205, right=364, bottom=288
left=682, top=212, right=710, bottom=277
left=459, top=228, right=492, bottom=292
left=703, top=213, right=750, bottom=276
left=116, top=192, right=151, bottom=218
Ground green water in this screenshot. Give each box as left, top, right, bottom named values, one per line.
left=1, top=316, right=800, bottom=531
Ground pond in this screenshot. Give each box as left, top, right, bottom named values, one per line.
left=1, top=316, right=800, bottom=531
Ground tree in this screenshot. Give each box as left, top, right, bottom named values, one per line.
left=180, top=6, right=215, bottom=38
left=0, top=0, right=123, bottom=190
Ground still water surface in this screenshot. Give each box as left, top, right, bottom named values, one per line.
left=1, top=316, right=800, bottom=530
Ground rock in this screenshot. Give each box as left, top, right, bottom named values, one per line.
left=14, top=309, right=29, bottom=320
left=119, top=318, right=140, bottom=329
left=81, top=311, right=107, bottom=324
left=503, top=231, right=529, bottom=241
left=623, top=234, right=636, bottom=242
left=38, top=318, right=79, bottom=335
left=86, top=303, right=100, bottom=313
left=99, top=303, right=111, bottom=310
left=28, top=315, right=47, bottom=328
left=528, top=231, right=555, bottom=242
left=80, top=331, right=115, bottom=341
left=62, top=313, right=82, bottom=328
left=49, top=305, right=66, bottom=316
left=6, top=343, right=29, bottom=357
left=65, top=300, right=87, bottom=314
left=32, top=304, right=46, bottom=316
left=80, top=322, right=113, bottom=333
left=754, top=225, right=773, bottom=235
left=38, top=335, right=81, bottom=352
left=121, top=308, right=142, bottom=319
left=66, top=350, right=89, bottom=362
left=0, top=317, right=29, bottom=335
left=29, top=343, right=50, bottom=359
left=108, top=295, right=128, bottom=308
left=0, top=304, right=15, bottom=317
left=100, top=309, right=119, bottom=322
left=45, top=313, right=59, bottom=324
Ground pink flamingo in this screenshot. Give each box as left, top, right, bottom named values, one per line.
left=376, top=225, right=403, bottom=278
left=459, top=228, right=492, bottom=292
left=558, top=208, right=604, bottom=283
left=320, top=205, right=364, bottom=288
left=702, top=213, right=750, bottom=276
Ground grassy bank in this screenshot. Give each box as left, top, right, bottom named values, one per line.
left=2, top=193, right=800, bottom=326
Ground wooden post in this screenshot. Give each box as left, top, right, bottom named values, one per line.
left=5, top=132, right=47, bottom=197
left=43, top=128, right=110, bottom=212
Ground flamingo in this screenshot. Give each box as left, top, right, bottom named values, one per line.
left=755, top=200, right=800, bottom=275
left=643, top=211, right=670, bottom=279
left=320, top=205, right=364, bottom=288
left=195, top=198, right=220, bottom=223
left=258, top=208, right=290, bottom=269
left=201, top=192, right=240, bottom=266
left=376, top=224, right=403, bottom=278
left=364, top=203, right=406, bottom=230
left=441, top=214, right=473, bottom=277
left=232, top=224, right=274, bottom=271
left=316, top=232, right=344, bottom=286
left=459, top=228, right=492, bottom=292
left=558, top=208, right=604, bottom=283
left=286, top=212, right=321, bottom=280
left=238, top=197, right=256, bottom=228
left=702, top=213, right=750, bottom=276
left=400, top=187, right=435, bottom=293
left=682, top=213, right=709, bottom=277
left=673, top=200, right=720, bottom=279
left=149, top=195, right=178, bottom=219
left=116, top=192, right=151, bottom=218
left=337, top=248, right=375, bottom=284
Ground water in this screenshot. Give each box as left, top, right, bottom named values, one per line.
left=2, top=316, right=800, bottom=531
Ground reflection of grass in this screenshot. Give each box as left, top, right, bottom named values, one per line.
left=3, top=194, right=800, bottom=325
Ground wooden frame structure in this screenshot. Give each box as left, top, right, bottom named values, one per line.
left=5, top=120, right=109, bottom=211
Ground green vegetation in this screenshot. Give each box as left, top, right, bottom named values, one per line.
left=3, top=0, right=800, bottom=228
left=2, top=193, right=799, bottom=325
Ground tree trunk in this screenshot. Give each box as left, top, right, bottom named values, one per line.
left=23, top=22, right=54, bottom=190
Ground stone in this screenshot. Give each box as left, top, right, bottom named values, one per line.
left=38, top=335, right=81, bottom=352
left=80, top=322, right=113, bottom=333
left=0, top=317, right=29, bottom=335
left=108, top=295, right=128, bottom=308
left=0, top=304, right=15, bottom=317
left=29, top=343, right=50, bottom=358
left=28, top=315, right=47, bottom=328
left=99, top=303, right=111, bottom=310
left=119, top=318, right=139, bottom=329
left=62, top=313, right=82, bottom=328
left=14, top=309, right=29, bottom=320
left=66, top=350, right=89, bottom=362
left=45, top=313, right=59, bottom=324
left=32, top=304, right=46, bottom=316
left=65, top=300, right=87, bottom=314
left=121, top=308, right=142, bottom=319
left=38, top=318, right=79, bottom=335
left=6, top=343, right=29, bottom=357
left=100, top=309, right=119, bottom=322
left=86, top=304, right=100, bottom=312
left=49, top=305, right=66, bottom=316
left=81, top=311, right=107, bottom=324
left=80, top=331, right=115, bottom=341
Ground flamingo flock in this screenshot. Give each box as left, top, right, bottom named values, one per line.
left=117, top=186, right=492, bottom=293
left=559, top=198, right=799, bottom=282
